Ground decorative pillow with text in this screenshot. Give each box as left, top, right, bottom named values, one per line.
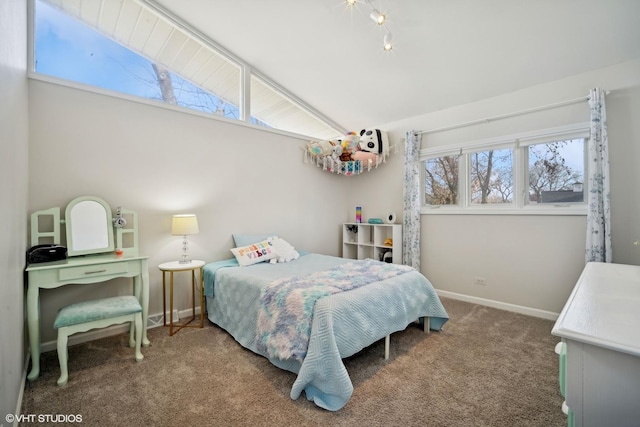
left=230, top=239, right=278, bottom=266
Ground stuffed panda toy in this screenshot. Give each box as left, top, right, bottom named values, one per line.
left=358, top=129, right=390, bottom=156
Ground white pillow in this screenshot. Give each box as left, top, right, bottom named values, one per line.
left=267, top=237, right=300, bottom=263
left=230, top=239, right=278, bottom=266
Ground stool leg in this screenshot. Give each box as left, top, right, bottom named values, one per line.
left=128, top=321, right=135, bottom=348
left=134, top=313, right=144, bottom=362
left=57, top=328, right=70, bottom=386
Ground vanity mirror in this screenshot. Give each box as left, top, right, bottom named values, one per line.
left=65, top=196, right=114, bottom=256
left=30, top=196, right=139, bottom=259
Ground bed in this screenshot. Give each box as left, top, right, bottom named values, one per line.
left=203, top=239, right=449, bottom=411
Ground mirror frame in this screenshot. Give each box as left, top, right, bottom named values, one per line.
left=65, top=196, right=115, bottom=256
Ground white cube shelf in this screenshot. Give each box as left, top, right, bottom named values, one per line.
left=342, top=223, right=402, bottom=264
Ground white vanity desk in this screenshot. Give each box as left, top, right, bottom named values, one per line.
left=25, top=254, right=149, bottom=381
left=551, top=262, right=640, bottom=427
left=26, top=197, right=150, bottom=381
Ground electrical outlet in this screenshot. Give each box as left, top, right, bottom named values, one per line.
left=146, top=309, right=180, bottom=328
left=474, top=276, right=487, bottom=285
left=162, top=310, right=180, bottom=323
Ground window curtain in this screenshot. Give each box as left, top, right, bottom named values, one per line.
left=403, top=131, right=422, bottom=269
left=585, top=88, right=612, bottom=263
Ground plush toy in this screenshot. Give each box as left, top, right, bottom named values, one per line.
left=340, top=131, right=360, bottom=154
left=331, top=143, right=342, bottom=161
left=351, top=150, right=378, bottom=162
left=351, top=129, right=391, bottom=168
left=325, top=143, right=342, bottom=172
left=339, top=145, right=352, bottom=161
left=358, top=129, right=390, bottom=156
left=307, top=139, right=339, bottom=157
left=384, top=238, right=393, bottom=246
left=267, top=236, right=300, bottom=263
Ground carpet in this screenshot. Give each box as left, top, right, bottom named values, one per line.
left=20, top=297, right=566, bottom=426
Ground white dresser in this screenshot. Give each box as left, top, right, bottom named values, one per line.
left=551, top=262, right=640, bottom=427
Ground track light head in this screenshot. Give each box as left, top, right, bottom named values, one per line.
left=383, top=31, right=393, bottom=51
left=370, top=9, right=386, bottom=25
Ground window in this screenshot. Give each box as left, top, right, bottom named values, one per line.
left=250, top=74, right=341, bottom=137
left=31, top=0, right=342, bottom=140
left=421, top=124, right=589, bottom=214
left=424, top=155, right=459, bottom=205
left=526, top=139, right=585, bottom=205
left=469, top=148, right=513, bottom=205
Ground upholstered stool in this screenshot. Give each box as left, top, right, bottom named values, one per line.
left=53, top=295, right=144, bottom=386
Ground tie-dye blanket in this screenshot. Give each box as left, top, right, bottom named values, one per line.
left=256, top=259, right=414, bottom=361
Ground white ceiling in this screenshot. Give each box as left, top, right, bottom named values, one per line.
left=153, top=0, right=640, bottom=131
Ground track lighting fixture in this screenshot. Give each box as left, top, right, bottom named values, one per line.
left=345, top=0, right=393, bottom=52
left=383, top=31, right=393, bottom=51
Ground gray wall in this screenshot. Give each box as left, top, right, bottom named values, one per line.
left=354, top=59, right=640, bottom=316
left=27, top=79, right=352, bottom=344
left=8, top=0, right=640, bottom=413
left=0, top=0, right=29, bottom=420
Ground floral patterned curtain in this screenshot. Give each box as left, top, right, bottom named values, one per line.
left=403, top=131, right=422, bottom=269
left=585, top=88, right=612, bottom=263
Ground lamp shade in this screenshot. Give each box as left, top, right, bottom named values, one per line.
left=171, top=214, right=199, bottom=236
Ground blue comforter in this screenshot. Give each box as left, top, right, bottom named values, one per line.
left=203, top=253, right=448, bottom=411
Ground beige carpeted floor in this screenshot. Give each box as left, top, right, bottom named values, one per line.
left=20, top=297, right=566, bottom=427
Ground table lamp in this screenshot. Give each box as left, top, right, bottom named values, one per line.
left=171, top=214, right=199, bottom=263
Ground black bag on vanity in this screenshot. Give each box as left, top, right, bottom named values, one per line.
left=26, top=244, right=67, bottom=264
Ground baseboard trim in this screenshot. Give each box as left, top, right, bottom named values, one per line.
left=15, top=352, right=29, bottom=426
left=436, top=290, right=559, bottom=321
left=39, top=306, right=203, bottom=353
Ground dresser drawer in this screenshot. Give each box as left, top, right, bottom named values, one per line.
left=59, top=262, right=129, bottom=281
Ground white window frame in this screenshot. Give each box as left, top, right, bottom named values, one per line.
left=27, top=0, right=345, bottom=141
left=420, top=123, right=589, bottom=215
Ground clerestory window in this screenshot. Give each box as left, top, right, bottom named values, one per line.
left=31, top=0, right=343, bottom=140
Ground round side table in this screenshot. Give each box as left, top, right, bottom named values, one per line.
left=158, top=260, right=205, bottom=336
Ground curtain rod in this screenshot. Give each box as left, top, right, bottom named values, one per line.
left=418, top=90, right=610, bottom=135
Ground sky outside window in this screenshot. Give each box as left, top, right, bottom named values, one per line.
left=35, top=1, right=158, bottom=98
left=34, top=0, right=241, bottom=119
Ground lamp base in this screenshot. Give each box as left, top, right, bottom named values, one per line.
left=179, top=235, right=191, bottom=264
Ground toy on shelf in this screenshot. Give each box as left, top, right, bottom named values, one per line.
left=383, top=238, right=393, bottom=246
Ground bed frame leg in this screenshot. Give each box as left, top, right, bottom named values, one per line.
left=422, top=316, right=430, bottom=334
left=384, top=317, right=430, bottom=360
left=384, top=335, right=390, bottom=360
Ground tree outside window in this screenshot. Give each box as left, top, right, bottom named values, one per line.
left=469, top=148, right=513, bottom=204
left=424, top=155, right=459, bottom=205
left=527, top=139, right=584, bottom=204
left=421, top=133, right=586, bottom=210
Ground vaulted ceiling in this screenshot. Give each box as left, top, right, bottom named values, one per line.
left=152, top=0, right=640, bottom=131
